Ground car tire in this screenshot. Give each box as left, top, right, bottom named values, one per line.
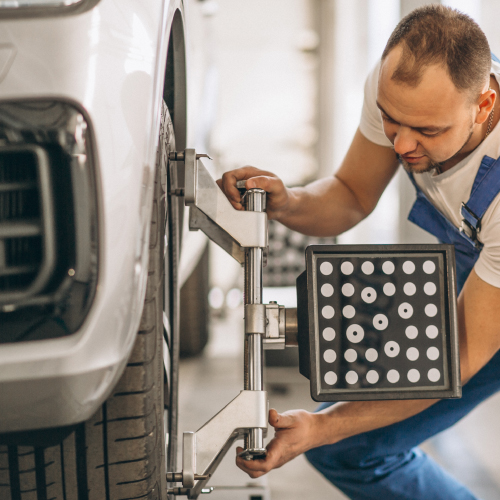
left=0, top=102, right=178, bottom=500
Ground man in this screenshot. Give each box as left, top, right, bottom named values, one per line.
left=218, top=5, right=500, bottom=500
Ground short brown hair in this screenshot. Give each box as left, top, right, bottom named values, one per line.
left=381, top=5, right=491, bottom=99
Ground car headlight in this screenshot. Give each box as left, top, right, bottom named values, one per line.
left=0, top=0, right=98, bottom=14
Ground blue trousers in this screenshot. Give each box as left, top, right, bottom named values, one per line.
left=305, top=350, right=500, bottom=500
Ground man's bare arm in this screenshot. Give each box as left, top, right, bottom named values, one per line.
left=218, top=129, right=399, bottom=237
left=236, top=269, right=500, bottom=477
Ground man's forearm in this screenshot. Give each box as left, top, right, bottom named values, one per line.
left=311, top=398, right=438, bottom=448
left=275, top=129, right=399, bottom=237
left=276, top=176, right=370, bottom=237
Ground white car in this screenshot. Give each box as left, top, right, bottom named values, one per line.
left=0, top=0, right=211, bottom=498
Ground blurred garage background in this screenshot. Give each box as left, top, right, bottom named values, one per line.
left=179, top=1, right=500, bottom=499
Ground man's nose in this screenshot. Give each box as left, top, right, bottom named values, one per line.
left=393, top=127, right=418, bottom=155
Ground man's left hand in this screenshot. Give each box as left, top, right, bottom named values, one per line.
left=236, top=408, right=321, bottom=478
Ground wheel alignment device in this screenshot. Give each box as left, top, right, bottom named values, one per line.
left=166, top=151, right=462, bottom=498
left=167, top=150, right=298, bottom=498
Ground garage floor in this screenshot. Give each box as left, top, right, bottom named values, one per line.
left=178, top=306, right=500, bottom=500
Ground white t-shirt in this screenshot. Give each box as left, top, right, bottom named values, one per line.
left=359, top=59, right=500, bottom=289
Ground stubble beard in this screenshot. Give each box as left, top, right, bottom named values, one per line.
left=398, top=123, right=475, bottom=175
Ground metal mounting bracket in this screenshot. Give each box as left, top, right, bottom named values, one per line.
left=168, top=390, right=268, bottom=498
left=166, top=150, right=298, bottom=498
left=170, top=149, right=268, bottom=263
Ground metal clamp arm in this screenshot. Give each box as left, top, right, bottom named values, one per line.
left=177, top=390, right=267, bottom=499
left=171, top=149, right=268, bottom=263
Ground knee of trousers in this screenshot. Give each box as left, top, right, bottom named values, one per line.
left=304, top=444, right=347, bottom=475
left=304, top=443, right=416, bottom=484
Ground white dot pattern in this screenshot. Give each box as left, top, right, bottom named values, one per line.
left=426, top=325, right=439, bottom=339
left=423, top=260, right=436, bottom=274
left=342, top=305, right=355, bottom=318
left=361, top=287, right=377, bottom=303
left=361, top=261, right=374, bottom=275
left=373, top=314, right=389, bottom=330
left=366, top=370, right=379, bottom=384
left=344, top=349, right=357, bottom=363
left=342, top=283, right=355, bottom=297
left=405, top=326, right=418, bottom=339
left=324, top=371, right=337, bottom=385
left=398, top=302, right=413, bottom=319
left=317, top=255, right=446, bottom=393
left=341, top=261, right=354, bottom=275
left=408, top=369, right=420, bottom=383
left=385, top=341, right=400, bottom=358
left=320, top=262, right=333, bottom=275
left=428, top=368, right=441, bottom=382
left=382, top=261, right=395, bottom=274
left=322, top=327, right=336, bottom=341
left=406, top=347, right=419, bottom=361
left=345, top=371, right=358, bottom=385
left=403, top=261, right=416, bottom=274
left=346, top=324, right=365, bottom=343
left=323, top=349, right=337, bottom=363
left=425, top=304, right=438, bottom=317
left=322, top=306, right=335, bottom=319
left=387, top=370, right=400, bottom=383
left=427, top=347, right=440, bottom=361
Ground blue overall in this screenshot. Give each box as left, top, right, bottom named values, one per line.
left=305, top=155, right=500, bottom=500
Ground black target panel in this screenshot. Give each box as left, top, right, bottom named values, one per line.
left=296, top=245, right=461, bottom=401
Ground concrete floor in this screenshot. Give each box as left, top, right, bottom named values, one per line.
left=178, top=306, right=500, bottom=500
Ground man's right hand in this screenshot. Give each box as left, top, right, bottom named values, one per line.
left=216, top=166, right=291, bottom=221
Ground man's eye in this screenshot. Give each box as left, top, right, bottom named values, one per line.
left=381, top=115, right=397, bottom=124
left=420, top=131, right=440, bottom=138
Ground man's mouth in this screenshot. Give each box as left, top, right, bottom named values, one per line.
left=401, top=154, right=425, bottom=164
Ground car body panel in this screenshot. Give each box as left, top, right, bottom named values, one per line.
left=0, top=0, right=198, bottom=433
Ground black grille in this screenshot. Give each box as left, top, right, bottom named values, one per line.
left=0, top=147, right=55, bottom=301
left=0, top=100, right=99, bottom=343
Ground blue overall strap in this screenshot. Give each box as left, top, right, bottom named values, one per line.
left=406, top=171, right=481, bottom=293
left=406, top=173, right=460, bottom=245
left=460, top=155, right=500, bottom=249
left=492, top=52, right=500, bottom=63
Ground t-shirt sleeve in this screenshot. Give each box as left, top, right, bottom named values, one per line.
left=359, top=60, right=393, bottom=148
left=474, top=196, right=500, bottom=288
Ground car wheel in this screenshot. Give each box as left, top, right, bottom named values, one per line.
left=0, top=101, right=179, bottom=500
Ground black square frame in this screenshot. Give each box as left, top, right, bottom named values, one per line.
left=296, top=244, right=461, bottom=402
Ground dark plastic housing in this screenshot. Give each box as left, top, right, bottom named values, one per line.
left=0, top=100, right=99, bottom=343
left=297, top=244, right=461, bottom=401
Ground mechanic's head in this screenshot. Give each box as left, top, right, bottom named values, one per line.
left=377, top=5, right=494, bottom=173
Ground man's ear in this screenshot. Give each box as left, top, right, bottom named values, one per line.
left=476, top=87, right=496, bottom=125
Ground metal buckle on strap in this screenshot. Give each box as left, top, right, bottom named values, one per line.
left=459, top=202, right=483, bottom=249
left=459, top=218, right=482, bottom=249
